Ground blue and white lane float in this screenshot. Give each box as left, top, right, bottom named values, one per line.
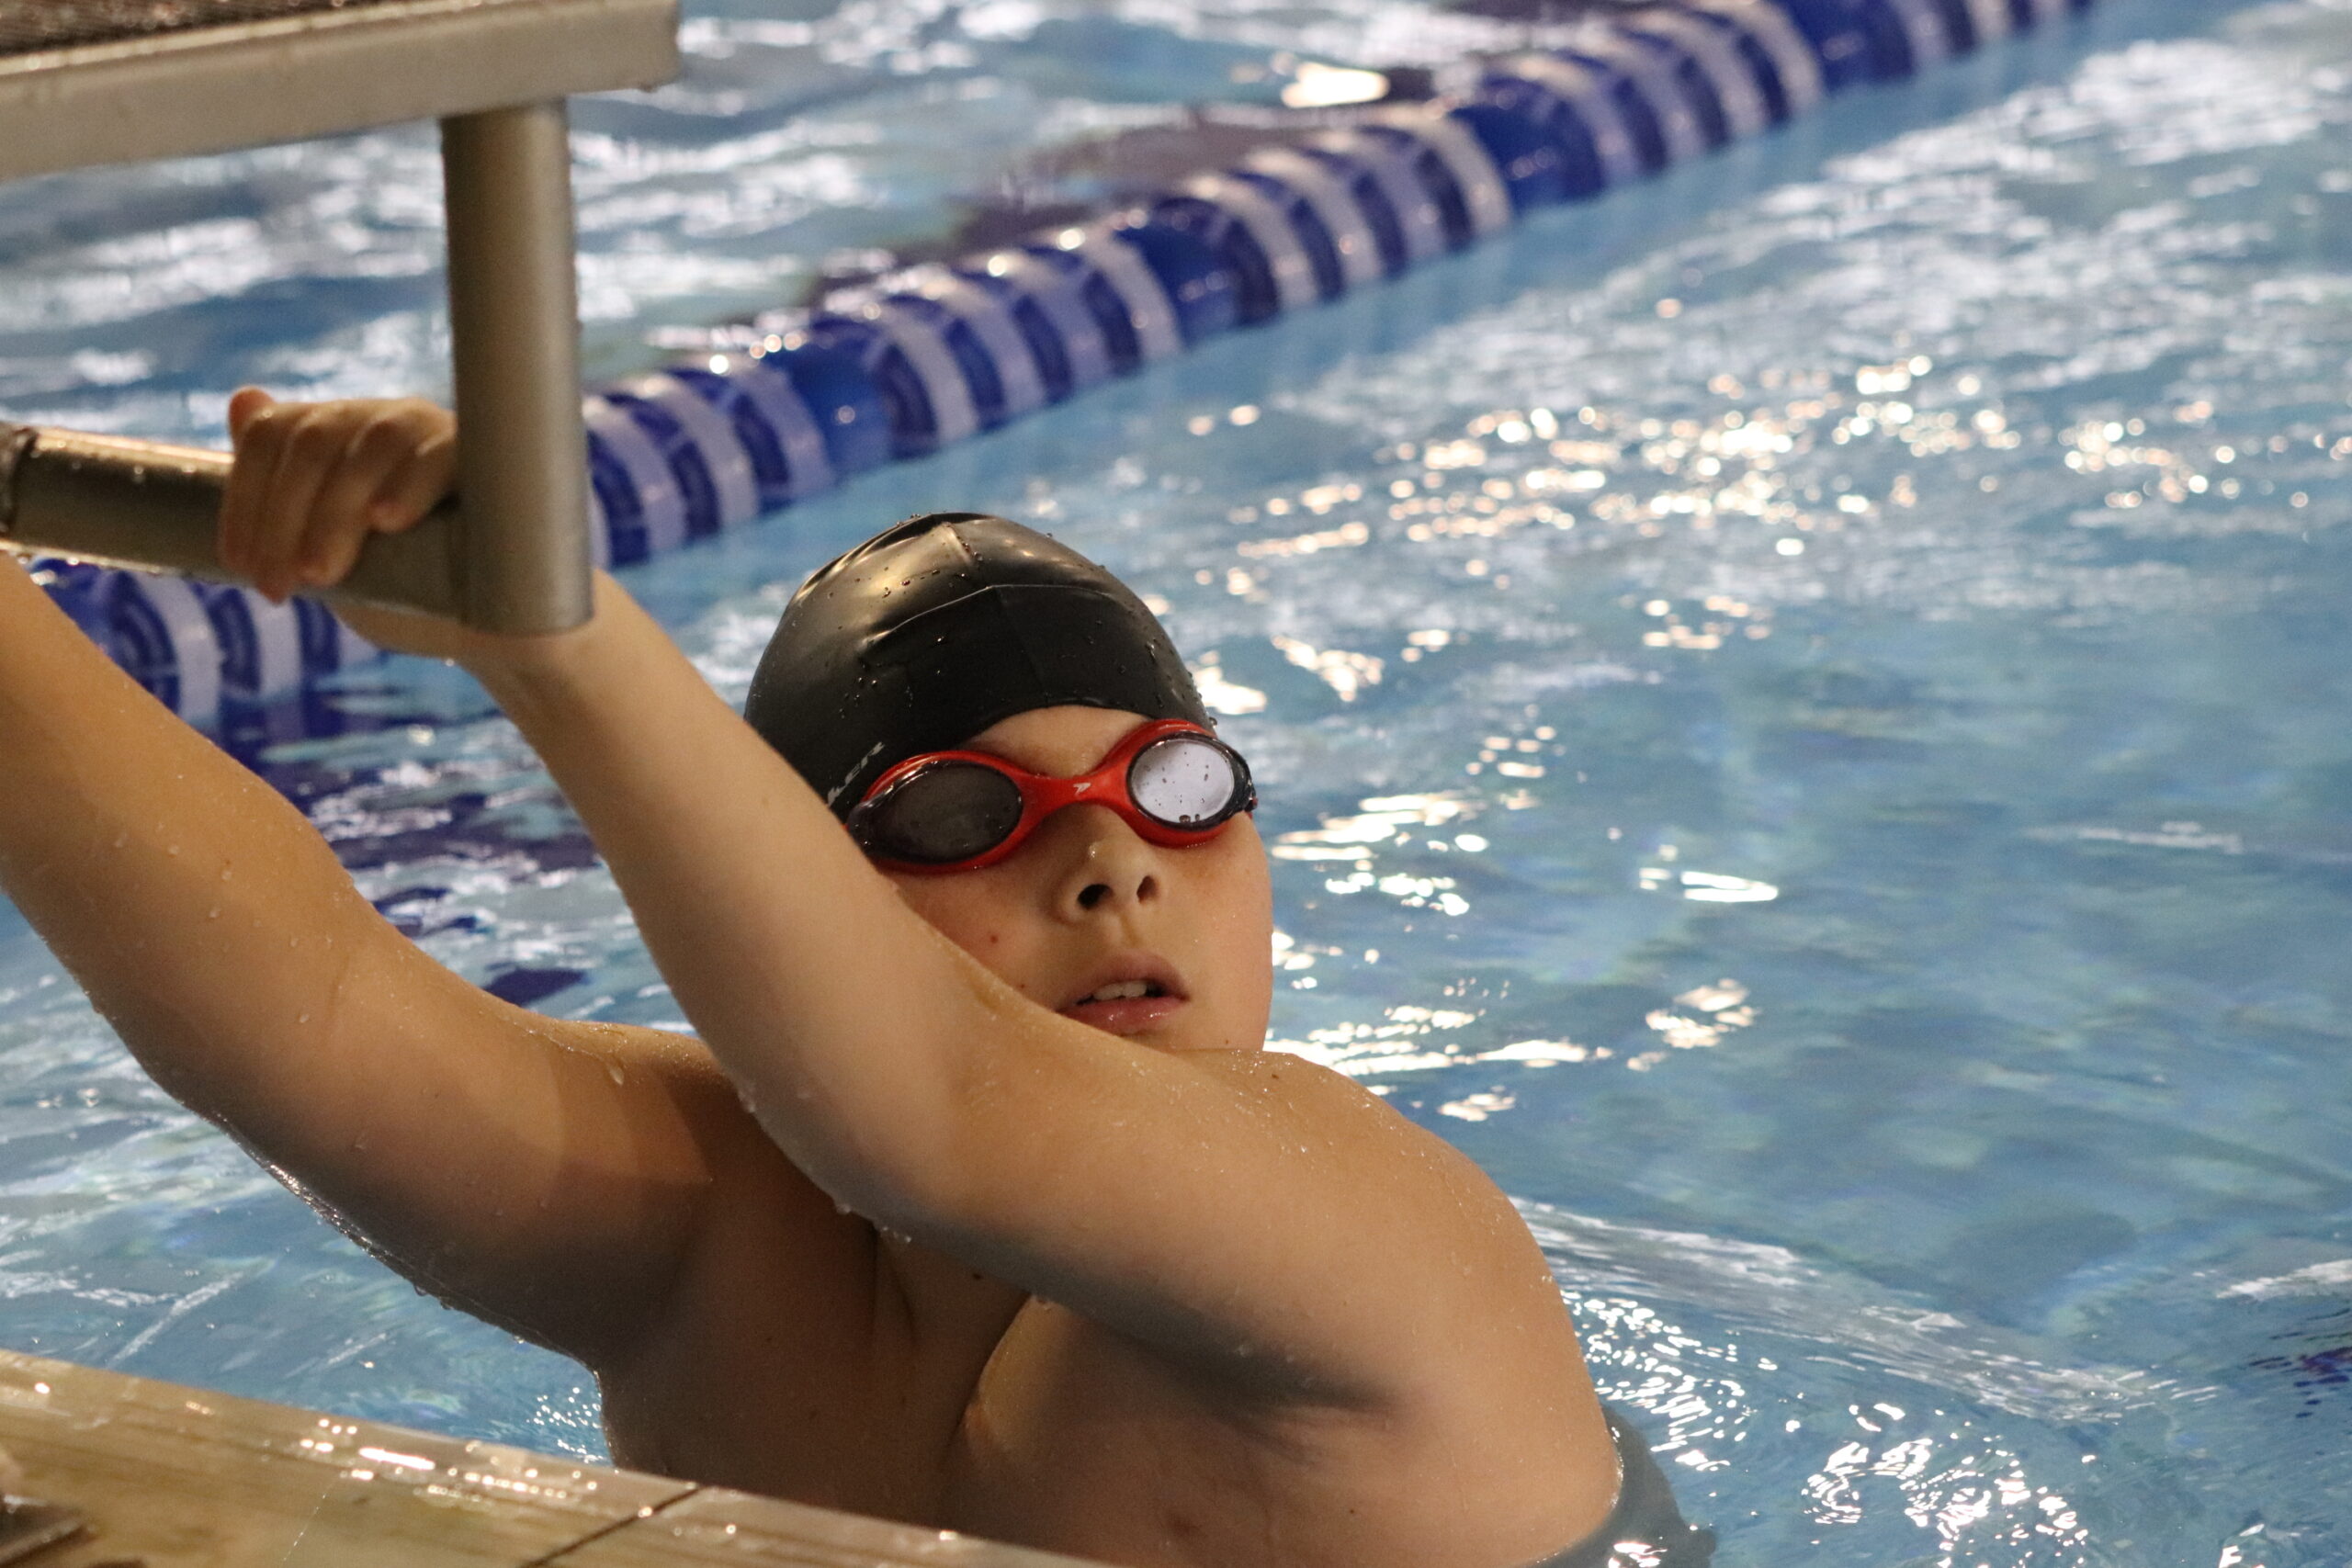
left=44, top=0, right=2105, bottom=731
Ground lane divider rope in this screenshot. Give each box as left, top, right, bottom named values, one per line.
left=33, top=0, right=2106, bottom=737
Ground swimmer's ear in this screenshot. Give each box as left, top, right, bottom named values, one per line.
left=226, top=387, right=277, bottom=443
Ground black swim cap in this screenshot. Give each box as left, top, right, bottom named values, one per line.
left=745, top=513, right=1212, bottom=814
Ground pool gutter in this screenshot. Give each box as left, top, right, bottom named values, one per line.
left=0, top=1346, right=1095, bottom=1568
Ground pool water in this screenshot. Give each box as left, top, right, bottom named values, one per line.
left=5, top=0, right=2351, bottom=1561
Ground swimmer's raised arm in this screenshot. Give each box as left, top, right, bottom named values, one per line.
left=0, top=408, right=836, bottom=1365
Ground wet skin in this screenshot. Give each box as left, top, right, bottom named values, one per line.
left=0, top=394, right=1624, bottom=1568
left=576, top=705, right=1615, bottom=1568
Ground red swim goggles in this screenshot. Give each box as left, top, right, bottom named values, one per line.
left=847, top=718, right=1257, bottom=873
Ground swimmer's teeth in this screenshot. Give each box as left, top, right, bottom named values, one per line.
left=1089, top=980, right=1151, bottom=1002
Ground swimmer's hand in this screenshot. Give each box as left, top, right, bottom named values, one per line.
left=220, top=389, right=578, bottom=665
left=221, top=389, right=454, bottom=602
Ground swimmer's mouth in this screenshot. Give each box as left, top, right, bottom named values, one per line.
left=1080, top=978, right=1168, bottom=1004
left=1058, top=964, right=1187, bottom=1034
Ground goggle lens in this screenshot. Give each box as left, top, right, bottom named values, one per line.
left=856, top=761, right=1023, bottom=865
left=848, top=721, right=1253, bottom=872
left=1128, top=734, right=1245, bottom=828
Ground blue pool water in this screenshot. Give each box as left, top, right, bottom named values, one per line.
left=4, top=0, right=2350, bottom=1561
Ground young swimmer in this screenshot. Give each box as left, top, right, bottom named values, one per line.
left=0, top=390, right=1711, bottom=1568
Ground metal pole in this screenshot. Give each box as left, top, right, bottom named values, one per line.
left=439, top=101, right=592, bottom=634
left=0, top=102, right=592, bottom=630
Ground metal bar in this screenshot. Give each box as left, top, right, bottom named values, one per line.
left=0, top=423, right=462, bottom=616
left=441, top=100, right=593, bottom=633
left=0, top=101, right=594, bottom=631
left=0, top=0, right=679, bottom=182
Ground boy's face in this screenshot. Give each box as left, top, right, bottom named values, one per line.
left=879, top=705, right=1274, bottom=1054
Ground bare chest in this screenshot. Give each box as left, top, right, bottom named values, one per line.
left=596, top=1247, right=1450, bottom=1568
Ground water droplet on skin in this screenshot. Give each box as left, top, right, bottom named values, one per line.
left=206, top=907, right=220, bottom=919
left=111, top=832, right=127, bottom=849
left=220, top=867, right=232, bottom=880
left=605, top=1061, right=626, bottom=1086
left=166, top=844, right=180, bottom=856
left=297, top=1013, right=309, bottom=1024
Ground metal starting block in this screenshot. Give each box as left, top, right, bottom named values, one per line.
left=0, top=0, right=680, bottom=632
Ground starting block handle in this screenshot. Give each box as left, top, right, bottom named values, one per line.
left=0, top=423, right=461, bottom=618
left=0, top=100, right=593, bottom=636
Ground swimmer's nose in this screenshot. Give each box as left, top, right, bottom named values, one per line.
left=1046, top=807, right=1159, bottom=920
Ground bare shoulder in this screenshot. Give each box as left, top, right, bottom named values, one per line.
left=1168, top=1048, right=1582, bottom=1371
left=1195, top=1050, right=1619, bottom=1527
left=1187, top=1048, right=1535, bottom=1244
left=954, top=1034, right=1576, bottom=1380
left=571, top=1015, right=746, bottom=1113
left=555, top=1015, right=900, bottom=1286
left=412, top=1011, right=879, bottom=1371
left=532, top=1015, right=826, bottom=1204
left=948, top=1047, right=1621, bottom=1568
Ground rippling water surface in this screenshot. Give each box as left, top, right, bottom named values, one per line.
left=3, top=0, right=2350, bottom=1562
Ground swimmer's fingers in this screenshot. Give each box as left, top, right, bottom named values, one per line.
left=219, top=388, right=287, bottom=588
left=254, top=408, right=368, bottom=602
left=367, top=407, right=458, bottom=532
left=298, top=401, right=457, bottom=590
left=224, top=399, right=368, bottom=601
left=218, top=397, right=447, bottom=601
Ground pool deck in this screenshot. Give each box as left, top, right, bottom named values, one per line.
left=0, top=1348, right=1091, bottom=1568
